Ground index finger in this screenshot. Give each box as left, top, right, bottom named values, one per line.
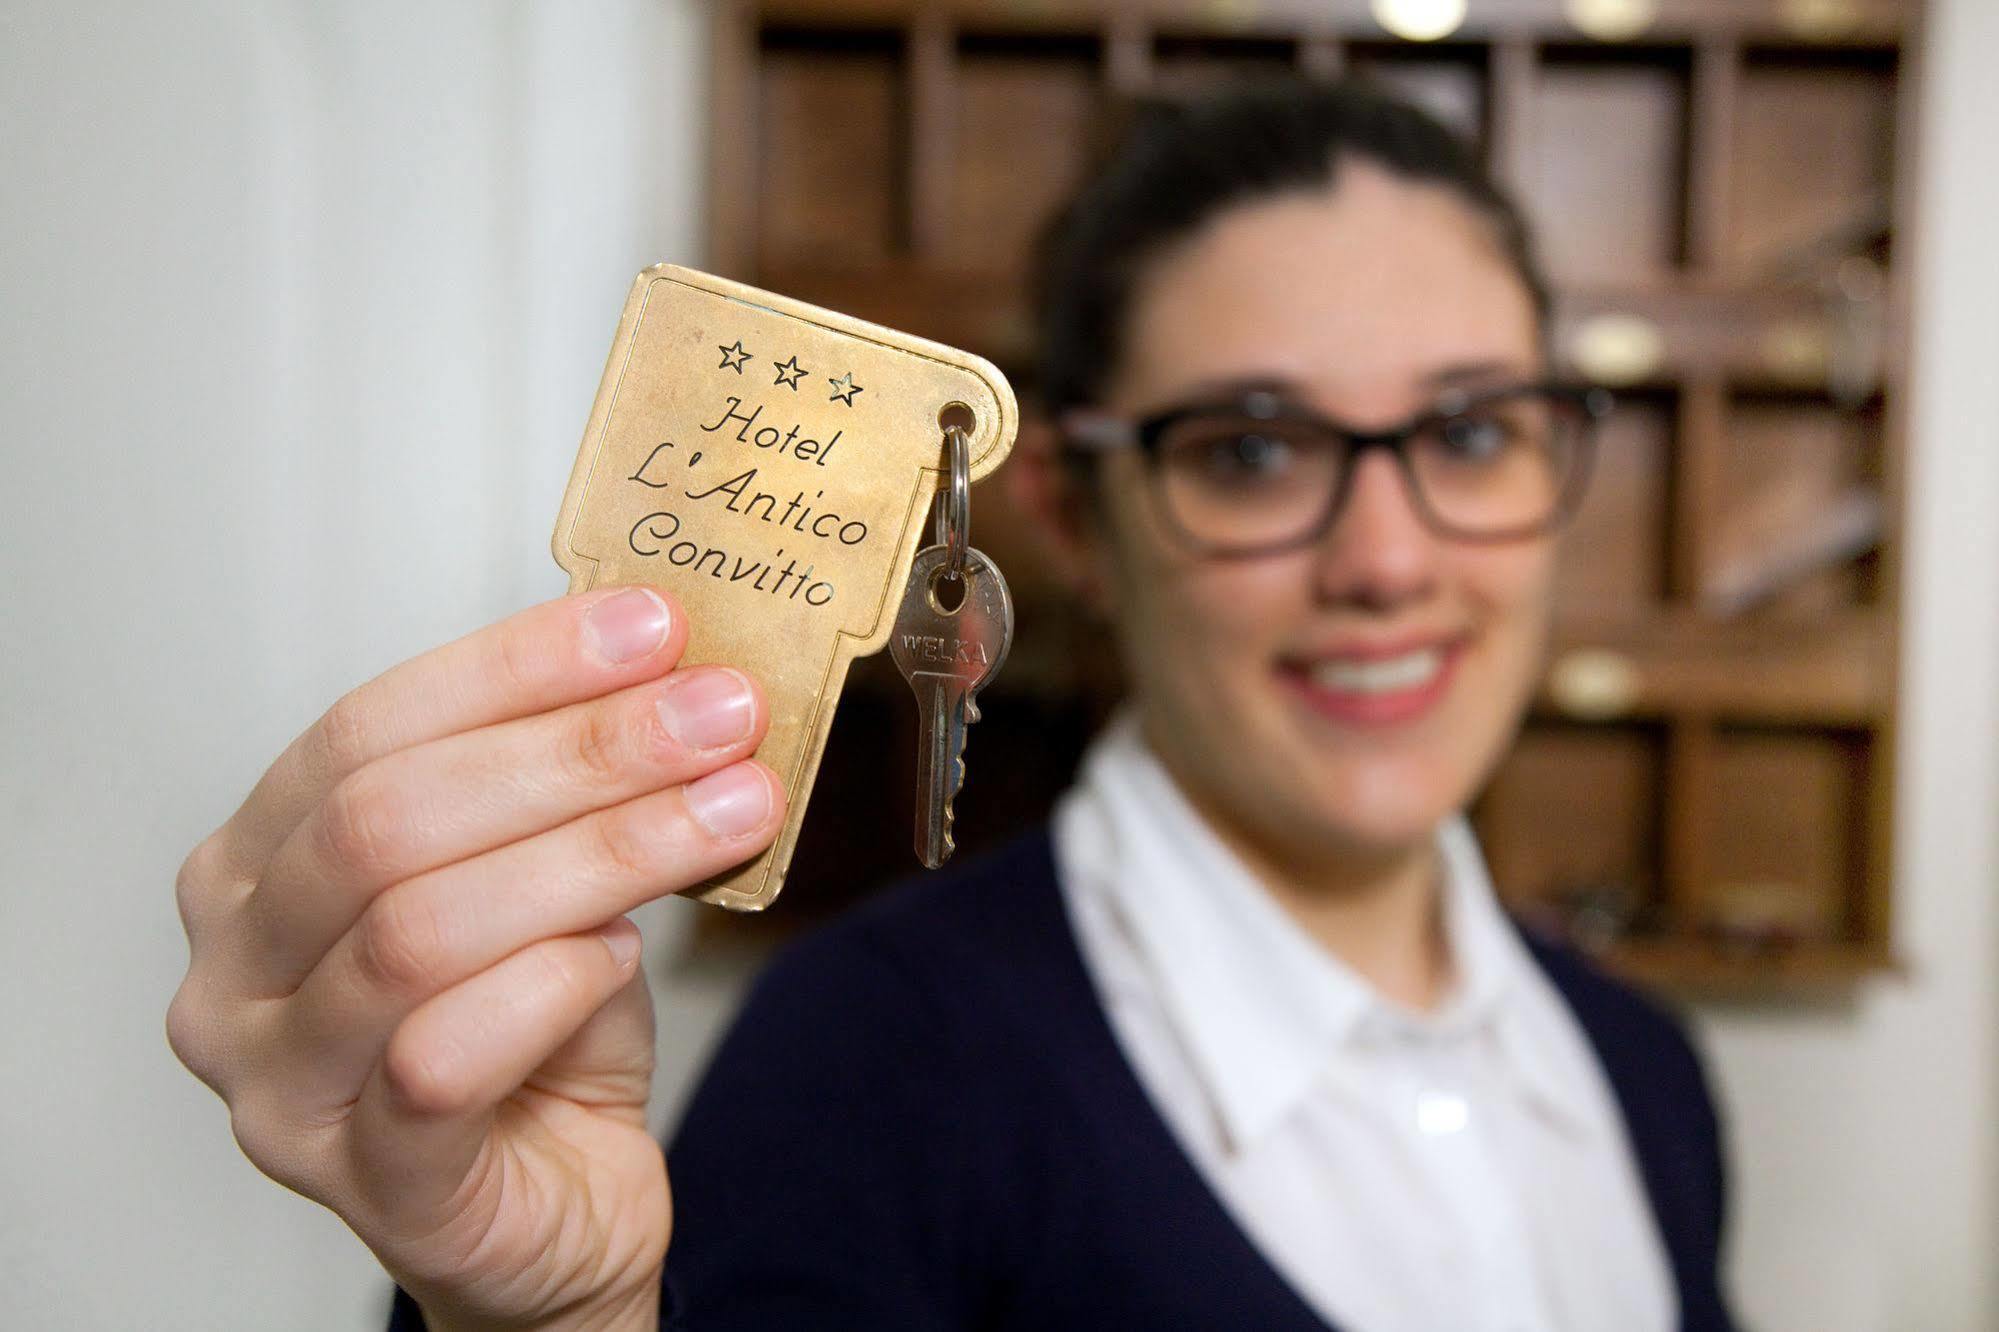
left=220, top=586, right=686, bottom=873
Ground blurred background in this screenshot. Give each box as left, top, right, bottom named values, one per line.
left=2, top=0, right=1995, bottom=1327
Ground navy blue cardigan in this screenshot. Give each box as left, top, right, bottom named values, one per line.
left=389, top=827, right=1733, bottom=1330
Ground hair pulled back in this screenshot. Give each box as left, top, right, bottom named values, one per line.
left=1031, top=78, right=1550, bottom=417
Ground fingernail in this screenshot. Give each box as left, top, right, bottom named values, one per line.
left=656, top=669, right=756, bottom=750
left=599, top=917, right=642, bottom=968
left=684, top=763, right=771, bottom=840
left=583, top=588, right=671, bottom=664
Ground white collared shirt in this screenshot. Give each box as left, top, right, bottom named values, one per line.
left=1052, top=714, right=1675, bottom=1332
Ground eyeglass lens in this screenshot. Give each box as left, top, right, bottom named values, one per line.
left=1152, top=390, right=1588, bottom=552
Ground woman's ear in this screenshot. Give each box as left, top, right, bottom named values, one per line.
left=1006, top=415, right=1110, bottom=612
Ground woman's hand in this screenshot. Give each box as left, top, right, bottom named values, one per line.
left=167, top=587, right=785, bottom=1331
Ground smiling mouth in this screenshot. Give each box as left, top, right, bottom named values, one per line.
left=1310, top=648, right=1444, bottom=694
left=1279, top=640, right=1464, bottom=726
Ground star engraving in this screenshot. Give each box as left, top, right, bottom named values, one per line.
left=828, top=372, right=864, bottom=406
left=772, top=354, right=808, bottom=390
left=716, top=339, right=752, bottom=374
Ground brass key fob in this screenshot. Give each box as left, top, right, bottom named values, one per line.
left=552, top=264, right=1017, bottom=911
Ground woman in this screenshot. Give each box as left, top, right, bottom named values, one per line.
left=169, top=80, right=1732, bottom=1331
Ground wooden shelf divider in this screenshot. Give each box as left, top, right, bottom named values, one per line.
left=1106, top=12, right=1154, bottom=95
left=1297, top=36, right=1345, bottom=80
left=707, top=0, right=761, bottom=277
left=1686, top=38, right=1740, bottom=275
left=1487, top=38, right=1538, bottom=196
left=907, top=9, right=957, bottom=258
left=1671, top=375, right=1727, bottom=603
left=1662, top=717, right=1717, bottom=936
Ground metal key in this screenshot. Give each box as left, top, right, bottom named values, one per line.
left=889, top=544, right=1013, bottom=867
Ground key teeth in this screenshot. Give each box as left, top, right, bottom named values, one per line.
left=944, top=745, right=960, bottom=853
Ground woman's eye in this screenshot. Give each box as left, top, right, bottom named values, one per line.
left=1193, top=429, right=1294, bottom=480
left=1437, top=413, right=1514, bottom=460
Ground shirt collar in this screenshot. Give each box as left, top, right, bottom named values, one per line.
left=1060, top=711, right=1596, bottom=1151
left=1410, top=817, right=1601, bottom=1138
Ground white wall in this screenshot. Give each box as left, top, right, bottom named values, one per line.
left=0, top=2, right=1993, bottom=1329
left=0, top=4, right=714, bottom=1328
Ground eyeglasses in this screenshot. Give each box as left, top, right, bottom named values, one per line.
left=1060, top=382, right=1612, bottom=558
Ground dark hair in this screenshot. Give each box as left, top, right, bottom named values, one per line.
left=1031, top=78, right=1550, bottom=417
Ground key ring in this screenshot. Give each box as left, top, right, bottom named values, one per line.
left=933, top=424, right=970, bottom=578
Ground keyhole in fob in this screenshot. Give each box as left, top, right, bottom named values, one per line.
left=929, top=566, right=967, bottom=614
left=937, top=402, right=976, bottom=435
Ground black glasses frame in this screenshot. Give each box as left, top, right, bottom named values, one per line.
left=1059, top=381, right=1614, bottom=559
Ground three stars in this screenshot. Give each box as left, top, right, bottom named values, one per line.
left=716, top=337, right=863, bottom=406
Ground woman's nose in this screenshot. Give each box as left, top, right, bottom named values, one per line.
left=1311, top=450, right=1441, bottom=610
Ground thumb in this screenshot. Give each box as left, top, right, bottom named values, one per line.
left=524, top=935, right=658, bottom=1130
left=349, top=920, right=654, bottom=1230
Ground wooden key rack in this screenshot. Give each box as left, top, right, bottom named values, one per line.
left=696, top=0, right=1920, bottom=994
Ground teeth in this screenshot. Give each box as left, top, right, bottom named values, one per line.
left=1310, top=649, right=1443, bottom=695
